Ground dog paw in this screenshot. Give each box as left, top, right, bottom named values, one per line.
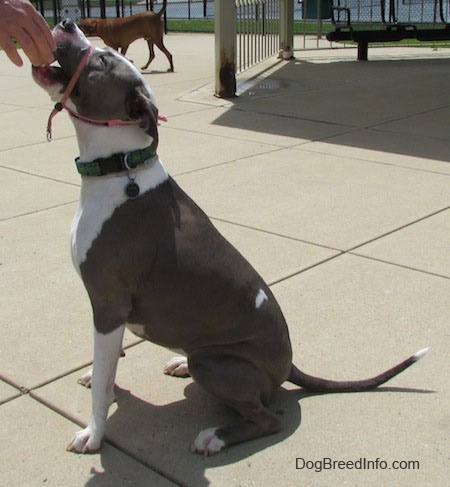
left=77, top=369, right=93, bottom=388
left=66, top=426, right=102, bottom=454
left=163, top=356, right=190, bottom=377
left=191, top=428, right=225, bottom=456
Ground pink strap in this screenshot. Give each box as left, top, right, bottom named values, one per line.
left=47, top=45, right=95, bottom=141
left=62, top=46, right=96, bottom=106
left=46, top=45, right=167, bottom=141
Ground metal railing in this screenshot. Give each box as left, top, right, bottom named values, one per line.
left=330, top=0, right=449, bottom=26
left=34, top=0, right=157, bottom=24
left=236, top=0, right=281, bottom=73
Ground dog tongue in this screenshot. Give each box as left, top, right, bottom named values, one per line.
left=158, top=114, right=168, bottom=122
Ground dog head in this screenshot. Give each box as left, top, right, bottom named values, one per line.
left=78, top=18, right=99, bottom=37
left=32, top=19, right=159, bottom=146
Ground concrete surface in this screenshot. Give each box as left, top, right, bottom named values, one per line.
left=0, top=34, right=449, bottom=486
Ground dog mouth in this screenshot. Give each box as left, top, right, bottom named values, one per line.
left=32, top=20, right=92, bottom=90
left=32, top=63, right=68, bottom=90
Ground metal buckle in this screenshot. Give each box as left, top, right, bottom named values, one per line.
left=123, top=152, right=133, bottom=170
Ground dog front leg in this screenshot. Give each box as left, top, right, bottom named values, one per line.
left=67, top=325, right=125, bottom=453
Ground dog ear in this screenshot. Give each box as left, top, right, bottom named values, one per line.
left=126, top=85, right=159, bottom=149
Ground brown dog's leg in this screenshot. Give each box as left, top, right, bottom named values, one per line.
left=141, top=40, right=155, bottom=70
left=154, top=39, right=174, bottom=72
left=119, top=45, right=130, bottom=57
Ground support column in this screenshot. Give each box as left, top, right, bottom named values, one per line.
left=280, top=0, right=294, bottom=59
left=215, top=0, right=237, bottom=98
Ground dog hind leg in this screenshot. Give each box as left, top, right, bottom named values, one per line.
left=154, top=39, right=174, bottom=72
left=188, top=352, right=280, bottom=455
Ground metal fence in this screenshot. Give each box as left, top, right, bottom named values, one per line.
left=34, top=0, right=450, bottom=28
left=236, top=0, right=281, bottom=72
left=330, top=0, right=449, bottom=25
left=33, top=0, right=215, bottom=24
left=166, top=0, right=213, bottom=19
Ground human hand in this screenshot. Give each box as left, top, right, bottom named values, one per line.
left=0, top=0, right=56, bottom=67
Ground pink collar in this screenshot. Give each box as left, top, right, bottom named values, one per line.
left=46, top=45, right=136, bottom=141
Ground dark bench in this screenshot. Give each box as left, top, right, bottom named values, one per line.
left=326, top=0, right=450, bottom=60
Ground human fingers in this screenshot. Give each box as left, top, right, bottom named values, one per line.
left=18, top=12, right=55, bottom=65
left=10, top=26, right=43, bottom=66
left=0, top=31, right=24, bottom=66
left=30, top=9, right=56, bottom=62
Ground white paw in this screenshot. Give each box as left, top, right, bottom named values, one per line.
left=191, top=428, right=225, bottom=456
left=163, top=356, right=190, bottom=377
left=66, top=426, right=102, bottom=453
left=77, top=369, right=93, bottom=388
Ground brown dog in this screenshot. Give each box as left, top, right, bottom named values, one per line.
left=78, top=1, right=173, bottom=72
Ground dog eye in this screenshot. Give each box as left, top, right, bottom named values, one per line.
left=99, top=55, right=107, bottom=66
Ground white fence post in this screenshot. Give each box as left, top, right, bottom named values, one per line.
left=215, top=0, right=237, bottom=98
left=280, top=0, right=294, bottom=59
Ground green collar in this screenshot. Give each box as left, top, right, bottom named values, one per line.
left=75, top=146, right=156, bottom=176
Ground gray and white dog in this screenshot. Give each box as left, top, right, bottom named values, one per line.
left=33, top=20, right=428, bottom=456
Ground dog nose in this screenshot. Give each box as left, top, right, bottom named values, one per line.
left=61, top=18, right=76, bottom=32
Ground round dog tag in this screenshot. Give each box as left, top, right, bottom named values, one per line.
left=125, top=182, right=140, bottom=199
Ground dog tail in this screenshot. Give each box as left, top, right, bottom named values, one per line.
left=158, top=0, right=168, bottom=17
left=288, top=347, right=429, bottom=393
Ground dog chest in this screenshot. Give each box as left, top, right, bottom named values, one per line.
left=71, top=161, right=168, bottom=270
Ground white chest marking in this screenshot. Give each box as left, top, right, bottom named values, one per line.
left=255, top=288, right=269, bottom=309
left=71, top=159, right=168, bottom=272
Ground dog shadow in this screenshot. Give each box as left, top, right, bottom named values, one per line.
left=140, top=68, right=174, bottom=74
left=123, top=57, right=173, bottom=74
left=84, top=382, right=303, bottom=486
left=85, top=383, right=433, bottom=486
